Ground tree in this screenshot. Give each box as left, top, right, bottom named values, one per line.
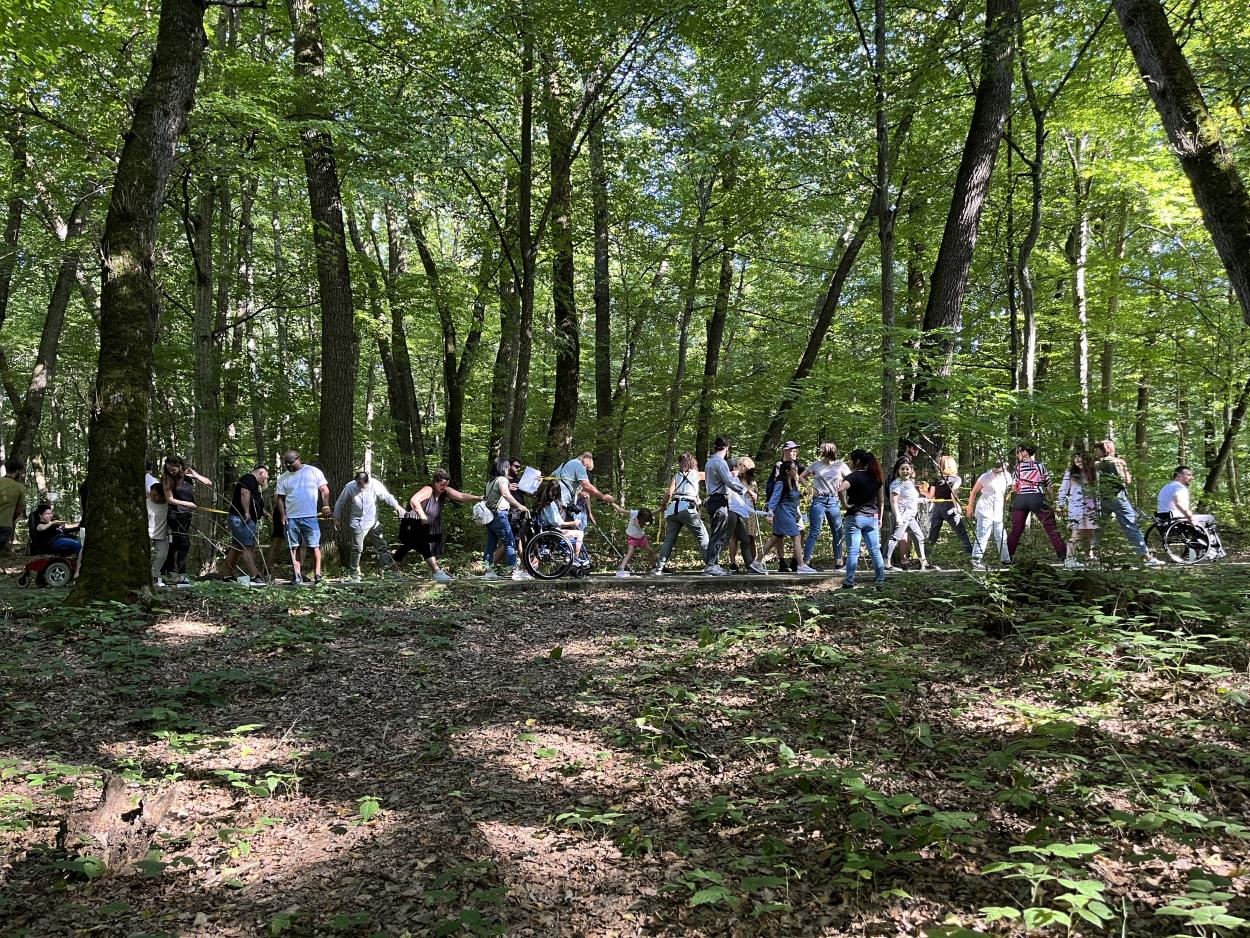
left=286, top=0, right=359, bottom=497
left=1113, top=0, right=1250, bottom=323
left=72, top=0, right=208, bottom=603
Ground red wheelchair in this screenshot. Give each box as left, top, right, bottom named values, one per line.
left=17, top=554, right=78, bottom=588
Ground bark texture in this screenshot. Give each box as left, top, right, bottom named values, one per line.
left=73, top=0, right=208, bottom=603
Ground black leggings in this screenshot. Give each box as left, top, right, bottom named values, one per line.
left=162, top=513, right=191, bottom=574
left=393, top=517, right=439, bottom=563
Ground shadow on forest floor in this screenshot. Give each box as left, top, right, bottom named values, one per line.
left=1, top=562, right=1248, bottom=936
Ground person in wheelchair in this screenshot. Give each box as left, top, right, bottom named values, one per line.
left=1156, top=465, right=1224, bottom=559
left=28, top=502, right=82, bottom=557
left=536, top=481, right=586, bottom=560
left=1156, top=466, right=1215, bottom=529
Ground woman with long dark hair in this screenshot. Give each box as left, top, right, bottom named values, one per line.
left=836, top=449, right=887, bottom=589
left=160, top=455, right=212, bottom=586
left=1058, top=451, right=1098, bottom=568
left=482, top=456, right=530, bottom=580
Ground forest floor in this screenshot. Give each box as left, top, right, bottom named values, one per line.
left=1, top=558, right=1248, bottom=937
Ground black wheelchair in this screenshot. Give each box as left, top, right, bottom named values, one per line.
left=521, top=515, right=591, bottom=580
left=1144, top=513, right=1226, bottom=565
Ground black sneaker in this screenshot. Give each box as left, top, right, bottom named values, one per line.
left=840, top=582, right=858, bottom=590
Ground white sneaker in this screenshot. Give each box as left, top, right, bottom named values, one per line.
left=1063, top=557, right=1085, bottom=570
left=704, top=565, right=727, bottom=576
left=154, top=577, right=166, bottom=588
left=1145, top=555, right=1165, bottom=566
left=511, top=568, right=531, bottom=580
left=349, top=573, right=362, bottom=583
left=796, top=564, right=819, bottom=575
left=748, top=561, right=768, bottom=575
left=650, top=567, right=665, bottom=576
left=483, top=570, right=500, bottom=580
left=615, top=570, right=631, bottom=577
left=972, top=562, right=987, bottom=572
left=432, top=570, right=453, bottom=584
left=235, top=575, right=252, bottom=587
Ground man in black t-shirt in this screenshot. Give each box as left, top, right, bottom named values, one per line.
left=224, top=465, right=269, bottom=585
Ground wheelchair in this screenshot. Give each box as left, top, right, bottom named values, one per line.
left=1144, top=513, right=1226, bottom=565
left=520, top=515, right=592, bottom=580
left=18, top=554, right=78, bottom=587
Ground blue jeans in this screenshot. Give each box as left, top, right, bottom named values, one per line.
left=228, top=515, right=258, bottom=549
left=1094, top=489, right=1148, bottom=556
left=485, top=514, right=517, bottom=568
left=844, top=514, right=885, bottom=586
left=46, top=535, right=82, bottom=557
left=804, top=495, right=844, bottom=565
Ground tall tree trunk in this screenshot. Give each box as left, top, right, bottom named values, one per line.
left=540, top=61, right=580, bottom=469
left=346, top=206, right=413, bottom=480
left=386, top=206, right=427, bottom=477
left=183, top=174, right=220, bottom=572
left=695, top=155, right=736, bottom=463
left=270, top=196, right=293, bottom=445
left=589, top=110, right=614, bottom=477
left=491, top=175, right=519, bottom=463
left=11, top=236, right=85, bottom=468
left=1114, top=0, right=1250, bottom=322
left=756, top=200, right=876, bottom=461
left=1135, top=375, right=1149, bottom=504
left=658, top=174, right=711, bottom=481
left=235, top=177, right=265, bottom=467
left=287, top=0, right=359, bottom=497
left=875, top=0, right=897, bottom=472
left=73, top=0, right=208, bottom=603
left=916, top=0, right=1017, bottom=409
left=1065, top=133, right=1091, bottom=429
left=0, top=114, right=27, bottom=336
left=1204, top=373, right=1250, bottom=495
left=1100, top=194, right=1130, bottom=436
left=509, top=14, right=536, bottom=462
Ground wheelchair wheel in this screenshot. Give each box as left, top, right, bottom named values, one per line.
left=523, top=531, right=575, bottom=580
left=1162, top=522, right=1209, bottom=565
left=42, top=559, right=74, bottom=587
left=1144, top=523, right=1165, bottom=557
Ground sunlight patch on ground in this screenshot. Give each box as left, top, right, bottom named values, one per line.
left=150, top=618, right=227, bottom=644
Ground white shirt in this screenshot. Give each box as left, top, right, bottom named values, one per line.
left=807, top=459, right=850, bottom=497
left=727, top=486, right=752, bottom=518
left=626, top=510, right=646, bottom=538
left=890, top=479, right=920, bottom=517
left=974, top=470, right=1009, bottom=518
left=276, top=464, right=328, bottom=519
left=334, top=478, right=400, bottom=532
left=1158, top=480, right=1190, bottom=516
left=145, top=473, right=167, bottom=538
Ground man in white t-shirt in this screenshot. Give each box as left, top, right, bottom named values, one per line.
left=275, top=450, right=331, bottom=584
left=964, top=462, right=1010, bottom=569
left=1157, top=465, right=1212, bottom=527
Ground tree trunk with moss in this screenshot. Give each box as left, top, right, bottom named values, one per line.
left=72, top=0, right=208, bottom=603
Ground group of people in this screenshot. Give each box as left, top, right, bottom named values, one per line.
left=4, top=430, right=1216, bottom=588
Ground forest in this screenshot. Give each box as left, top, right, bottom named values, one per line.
left=1, top=0, right=1249, bottom=599
left=2, top=0, right=1250, bottom=934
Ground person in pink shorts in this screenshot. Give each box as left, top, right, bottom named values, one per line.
left=614, top=507, right=656, bottom=577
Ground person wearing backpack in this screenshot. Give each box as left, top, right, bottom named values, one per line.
left=1006, top=444, right=1067, bottom=561
left=1091, top=439, right=1162, bottom=565
left=480, top=457, right=530, bottom=580
left=654, top=452, right=709, bottom=574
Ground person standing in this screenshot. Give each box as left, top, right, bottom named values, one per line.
left=146, top=463, right=170, bottom=586
left=766, top=441, right=802, bottom=571
left=275, top=450, right=332, bottom=585
left=885, top=463, right=928, bottom=570
left=654, top=453, right=709, bottom=574
left=726, top=457, right=766, bottom=574
left=0, top=461, right=28, bottom=555
left=1057, top=452, right=1098, bottom=568
left=394, top=469, right=482, bottom=582
left=483, top=456, right=530, bottom=580
left=224, top=465, right=269, bottom=585
left=703, top=436, right=747, bottom=576
left=1006, top=444, right=1067, bottom=561
left=887, top=439, right=922, bottom=565
left=553, top=452, right=615, bottom=530
left=161, top=456, right=213, bottom=586
left=333, top=470, right=404, bottom=582
left=800, top=443, right=849, bottom=570
left=927, top=455, right=973, bottom=560
left=764, top=459, right=815, bottom=573
left=837, top=449, right=887, bottom=589
left=1091, top=439, right=1161, bottom=564
left=965, top=461, right=1010, bottom=570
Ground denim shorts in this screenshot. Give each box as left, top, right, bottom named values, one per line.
left=286, top=516, right=322, bottom=549
left=228, top=515, right=258, bottom=549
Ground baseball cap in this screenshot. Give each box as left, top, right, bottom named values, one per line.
left=782, top=440, right=799, bottom=450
